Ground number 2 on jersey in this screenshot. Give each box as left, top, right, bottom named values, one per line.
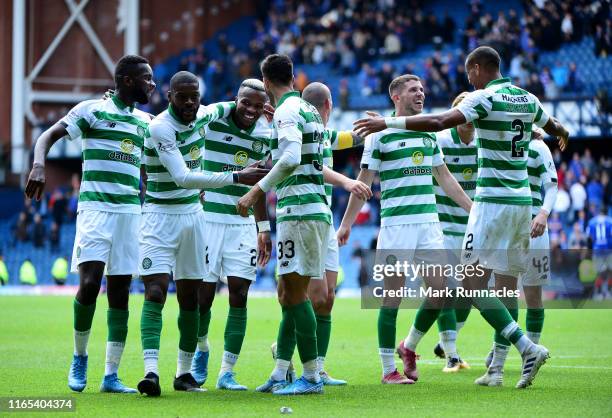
left=511, top=119, right=525, bottom=158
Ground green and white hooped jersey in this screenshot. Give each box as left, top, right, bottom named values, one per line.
left=143, top=102, right=234, bottom=214
left=271, top=91, right=332, bottom=224
left=202, top=115, right=271, bottom=223
left=527, top=139, right=557, bottom=217
left=434, top=128, right=477, bottom=237
left=456, top=77, right=550, bottom=206
left=322, top=129, right=355, bottom=207
left=361, top=128, right=444, bottom=227
left=60, top=95, right=150, bottom=214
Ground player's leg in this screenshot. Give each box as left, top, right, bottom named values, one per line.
left=463, top=202, right=549, bottom=388
left=476, top=273, right=518, bottom=387
left=137, top=273, right=169, bottom=397
left=216, top=223, right=256, bottom=390
left=524, top=286, right=544, bottom=343
left=173, top=279, right=205, bottom=392
left=191, top=282, right=216, bottom=385
left=69, top=260, right=105, bottom=392
left=309, top=269, right=347, bottom=385
left=216, top=276, right=251, bottom=390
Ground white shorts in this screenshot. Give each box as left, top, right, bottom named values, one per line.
left=522, top=229, right=551, bottom=286
left=276, top=220, right=330, bottom=279
left=376, top=222, right=445, bottom=265
left=324, top=222, right=339, bottom=273
left=461, top=202, right=531, bottom=276
left=71, top=210, right=140, bottom=275
left=139, top=211, right=206, bottom=279
left=204, top=222, right=257, bottom=283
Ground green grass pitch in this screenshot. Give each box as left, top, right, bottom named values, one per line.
left=0, top=295, right=611, bottom=417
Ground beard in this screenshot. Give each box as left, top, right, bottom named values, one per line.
left=133, top=88, right=150, bottom=105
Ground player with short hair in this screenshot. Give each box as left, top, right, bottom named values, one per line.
left=188, top=78, right=273, bottom=391
left=478, top=135, right=559, bottom=385
left=354, top=46, right=570, bottom=388
left=25, top=55, right=155, bottom=393
left=431, top=91, right=476, bottom=372
left=237, top=54, right=371, bottom=395
left=136, top=71, right=267, bottom=396
left=338, top=74, right=473, bottom=384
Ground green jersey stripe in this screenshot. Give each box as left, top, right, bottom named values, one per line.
left=79, top=191, right=140, bottom=205
left=475, top=196, right=532, bottom=205
left=82, top=170, right=139, bottom=188
left=82, top=149, right=140, bottom=167
left=277, top=174, right=324, bottom=189
left=477, top=177, right=529, bottom=188
left=83, top=129, right=144, bottom=147
left=381, top=185, right=433, bottom=200
left=144, top=195, right=200, bottom=205
left=475, top=120, right=533, bottom=132
left=478, top=158, right=527, bottom=170
left=379, top=132, right=436, bottom=144
left=381, top=146, right=437, bottom=162
left=441, top=147, right=477, bottom=156
left=277, top=193, right=327, bottom=209
left=277, top=213, right=331, bottom=223
left=203, top=201, right=253, bottom=216
left=380, top=204, right=438, bottom=218
left=203, top=184, right=249, bottom=197
left=478, top=138, right=528, bottom=152
left=76, top=118, right=90, bottom=133
left=439, top=213, right=469, bottom=224
left=93, top=111, right=149, bottom=130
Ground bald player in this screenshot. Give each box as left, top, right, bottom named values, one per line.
left=137, top=71, right=267, bottom=397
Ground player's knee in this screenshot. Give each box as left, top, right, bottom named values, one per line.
left=324, top=288, right=336, bottom=312
left=229, top=288, right=249, bottom=308
left=145, top=284, right=167, bottom=305
left=78, top=278, right=101, bottom=305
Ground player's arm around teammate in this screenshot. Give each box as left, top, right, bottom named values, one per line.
left=26, top=55, right=156, bottom=394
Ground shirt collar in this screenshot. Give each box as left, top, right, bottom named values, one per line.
left=450, top=127, right=461, bottom=144
left=111, top=94, right=134, bottom=113
left=228, top=111, right=257, bottom=135
left=485, top=77, right=511, bottom=89
left=168, top=104, right=188, bottom=126
left=276, top=91, right=300, bottom=107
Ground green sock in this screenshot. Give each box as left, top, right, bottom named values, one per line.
left=224, top=307, right=247, bottom=355
left=377, top=307, right=398, bottom=349
left=494, top=297, right=518, bottom=346
left=198, top=309, right=211, bottom=339
left=413, top=300, right=442, bottom=333
left=455, top=296, right=472, bottom=324
left=436, top=308, right=457, bottom=332
left=141, top=301, right=163, bottom=350
left=276, top=306, right=297, bottom=361
left=178, top=309, right=199, bottom=352
left=289, top=300, right=318, bottom=364
left=73, top=298, right=96, bottom=332
left=315, top=314, right=332, bottom=358
left=107, top=308, right=129, bottom=343
left=526, top=308, right=545, bottom=343
left=472, top=296, right=517, bottom=342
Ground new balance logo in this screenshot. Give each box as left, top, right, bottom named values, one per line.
left=107, top=122, right=116, bottom=128
left=453, top=158, right=460, bottom=163
left=224, top=136, right=233, bottom=142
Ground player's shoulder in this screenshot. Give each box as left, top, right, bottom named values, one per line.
left=148, top=110, right=174, bottom=136
left=434, top=129, right=454, bottom=147
left=132, top=107, right=154, bottom=122
left=70, top=99, right=104, bottom=114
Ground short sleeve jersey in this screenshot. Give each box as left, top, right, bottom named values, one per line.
left=456, top=77, right=551, bottom=206
left=60, top=95, right=151, bottom=214
left=361, top=128, right=444, bottom=227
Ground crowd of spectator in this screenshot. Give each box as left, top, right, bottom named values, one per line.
left=11, top=175, right=80, bottom=252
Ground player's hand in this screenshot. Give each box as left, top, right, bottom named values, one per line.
left=235, top=166, right=269, bottom=185
left=263, top=103, right=275, bottom=123
left=337, top=224, right=352, bottom=246
left=366, top=111, right=382, bottom=118
left=257, top=231, right=272, bottom=267
left=25, top=163, right=46, bottom=201
left=557, top=128, right=569, bottom=152
left=343, top=179, right=372, bottom=200
left=353, top=116, right=386, bottom=138
left=531, top=209, right=549, bottom=238
left=237, top=186, right=263, bottom=217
